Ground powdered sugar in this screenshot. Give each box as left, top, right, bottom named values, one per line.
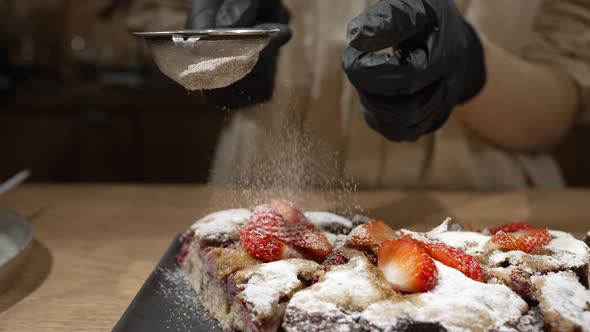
left=288, top=256, right=390, bottom=314
left=362, top=262, right=528, bottom=332
left=546, top=236, right=590, bottom=267
left=532, top=271, right=590, bottom=330
left=421, top=221, right=590, bottom=271
left=425, top=218, right=453, bottom=236
left=430, top=231, right=491, bottom=256
left=548, top=230, right=575, bottom=239
left=190, top=209, right=250, bottom=242
left=487, top=236, right=590, bottom=271
left=323, top=232, right=348, bottom=247
left=238, top=259, right=320, bottom=320
left=208, top=110, right=362, bottom=219
left=423, top=219, right=491, bottom=256
left=304, top=212, right=353, bottom=230
left=488, top=250, right=528, bottom=268
left=179, top=55, right=258, bottom=91
left=158, top=268, right=219, bottom=331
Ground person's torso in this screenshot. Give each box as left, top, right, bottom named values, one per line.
left=211, top=0, right=564, bottom=190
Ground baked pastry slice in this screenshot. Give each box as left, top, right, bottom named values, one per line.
left=179, top=202, right=354, bottom=331
left=179, top=202, right=590, bottom=332
left=532, top=271, right=590, bottom=330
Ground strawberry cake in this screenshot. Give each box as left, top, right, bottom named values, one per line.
left=177, top=200, right=590, bottom=332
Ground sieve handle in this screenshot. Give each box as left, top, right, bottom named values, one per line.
left=172, top=35, right=201, bottom=48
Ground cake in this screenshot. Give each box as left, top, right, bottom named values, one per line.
left=177, top=200, right=590, bottom=332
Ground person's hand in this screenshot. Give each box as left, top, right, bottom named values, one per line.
left=342, top=0, right=486, bottom=141
left=187, top=0, right=291, bottom=109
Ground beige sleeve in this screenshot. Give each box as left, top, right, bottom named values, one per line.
left=126, top=0, right=191, bottom=32
left=521, top=0, right=590, bottom=124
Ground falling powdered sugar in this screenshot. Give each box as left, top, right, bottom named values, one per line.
left=210, top=106, right=362, bottom=218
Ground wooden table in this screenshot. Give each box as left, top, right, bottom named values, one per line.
left=0, top=184, right=589, bottom=331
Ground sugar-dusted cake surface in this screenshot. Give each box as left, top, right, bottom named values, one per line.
left=361, top=262, right=528, bottom=331
left=180, top=206, right=590, bottom=332
left=532, top=271, right=590, bottom=330
left=234, top=259, right=319, bottom=321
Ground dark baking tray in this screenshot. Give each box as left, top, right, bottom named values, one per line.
left=113, top=236, right=223, bottom=332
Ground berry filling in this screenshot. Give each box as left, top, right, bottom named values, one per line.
left=175, top=229, right=196, bottom=265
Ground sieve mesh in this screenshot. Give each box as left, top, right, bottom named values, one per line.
left=144, top=35, right=270, bottom=91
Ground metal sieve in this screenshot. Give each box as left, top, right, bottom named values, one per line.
left=133, top=29, right=278, bottom=91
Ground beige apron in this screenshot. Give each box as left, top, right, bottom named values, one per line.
left=126, top=0, right=590, bottom=190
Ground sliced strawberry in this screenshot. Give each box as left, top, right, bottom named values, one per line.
left=269, top=199, right=306, bottom=224
left=347, top=220, right=396, bottom=247
left=488, top=222, right=534, bottom=235
left=403, top=234, right=483, bottom=281
left=242, top=206, right=282, bottom=239
left=239, top=207, right=284, bottom=261
left=240, top=203, right=333, bottom=261
left=240, top=228, right=287, bottom=262
left=279, top=220, right=333, bottom=259
left=262, top=202, right=332, bottom=259
left=378, top=239, right=438, bottom=293
left=490, top=227, right=551, bottom=253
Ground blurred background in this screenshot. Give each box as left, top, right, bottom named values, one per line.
left=0, top=0, right=589, bottom=186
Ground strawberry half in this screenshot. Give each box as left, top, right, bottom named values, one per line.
left=347, top=220, right=396, bottom=247
left=488, top=222, right=534, bottom=235
left=175, top=229, right=195, bottom=265
left=267, top=200, right=333, bottom=259
left=279, top=220, right=333, bottom=259
left=490, top=227, right=551, bottom=253
left=403, top=234, right=483, bottom=282
left=378, top=239, right=438, bottom=293
left=240, top=206, right=288, bottom=261
left=240, top=203, right=333, bottom=262
left=269, top=199, right=307, bottom=224
left=240, top=228, right=288, bottom=261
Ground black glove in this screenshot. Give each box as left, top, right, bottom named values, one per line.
left=187, top=0, right=291, bottom=109
left=342, top=0, right=486, bottom=142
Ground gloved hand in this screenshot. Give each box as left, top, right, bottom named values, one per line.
left=187, top=0, right=291, bottom=109
left=343, top=0, right=486, bottom=142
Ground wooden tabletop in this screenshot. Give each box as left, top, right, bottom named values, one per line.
left=0, top=184, right=589, bottom=331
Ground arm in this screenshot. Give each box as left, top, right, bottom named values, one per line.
left=454, top=34, right=579, bottom=152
